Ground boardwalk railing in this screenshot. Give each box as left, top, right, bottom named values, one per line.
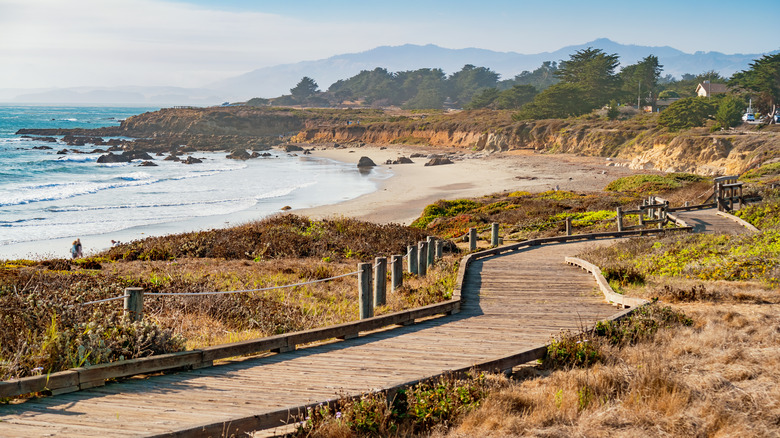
left=0, top=224, right=692, bottom=400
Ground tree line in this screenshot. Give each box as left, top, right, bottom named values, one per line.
left=246, top=50, right=779, bottom=130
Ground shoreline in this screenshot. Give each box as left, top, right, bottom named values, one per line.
left=298, top=144, right=643, bottom=224
left=0, top=144, right=644, bottom=261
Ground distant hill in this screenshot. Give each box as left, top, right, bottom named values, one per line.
left=210, top=38, right=776, bottom=100
left=3, top=38, right=775, bottom=105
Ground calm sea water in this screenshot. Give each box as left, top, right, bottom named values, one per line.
left=0, top=106, right=380, bottom=255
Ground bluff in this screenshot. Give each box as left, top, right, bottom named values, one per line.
left=19, top=107, right=780, bottom=175
left=289, top=110, right=780, bottom=176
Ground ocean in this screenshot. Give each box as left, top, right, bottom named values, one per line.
left=0, top=106, right=382, bottom=260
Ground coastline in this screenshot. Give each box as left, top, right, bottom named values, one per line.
left=0, top=144, right=644, bottom=261
left=298, top=144, right=643, bottom=224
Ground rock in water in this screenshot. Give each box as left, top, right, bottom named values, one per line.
left=226, top=149, right=251, bottom=160
left=138, top=161, right=158, bottom=167
left=183, top=156, right=202, bottom=164
left=284, top=144, right=304, bottom=152
left=357, top=156, right=376, bottom=167
left=424, top=157, right=454, bottom=166
left=97, top=152, right=131, bottom=163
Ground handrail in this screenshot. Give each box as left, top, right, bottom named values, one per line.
left=565, top=257, right=649, bottom=308
left=716, top=211, right=759, bottom=233
left=0, top=225, right=692, bottom=399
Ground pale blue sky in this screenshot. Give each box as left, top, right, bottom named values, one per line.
left=1, top=0, right=777, bottom=89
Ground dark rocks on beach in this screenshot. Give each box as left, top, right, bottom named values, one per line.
left=57, top=149, right=68, bottom=154
left=410, top=153, right=425, bottom=158
left=226, top=149, right=252, bottom=160
left=164, top=154, right=180, bottom=161
left=24, top=136, right=58, bottom=143
left=107, top=145, right=123, bottom=152
left=424, top=157, right=454, bottom=166
left=260, top=152, right=272, bottom=157
left=179, top=146, right=197, bottom=153
left=303, top=149, right=311, bottom=155
left=138, top=161, right=158, bottom=167
left=284, top=144, right=304, bottom=152
left=357, top=156, right=376, bottom=167
left=90, top=148, right=107, bottom=154
left=386, top=156, right=414, bottom=165
left=32, top=145, right=53, bottom=150
left=63, top=134, right=105, bottom=146
left=125, top=151, right=154, bottom=161
left=183, top=156, right=202, bottom=164
left=97, top=152, right=130, bottom=163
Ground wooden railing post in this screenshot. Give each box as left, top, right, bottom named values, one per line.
left=491, top=223, right=499, bottom=247
left=124, top=287, right=144, bottom=322
left=373, top=257, right=387, bottom=307
left=468, top=227, right=477, bottom=251
left=390, top=254, right=403, bottom=291
left=407, top=245, right=418, bottom=275
left=358, top=263, right=373, bottom=319
left=616, top=207, right=623, bottom=232
left=435, top=240, right=443, bottom=260
left=418, top=241, right=428, bottom=277
left=426, top=236, right=436, bottom=266
left=565, top=216, right=572, bottom=236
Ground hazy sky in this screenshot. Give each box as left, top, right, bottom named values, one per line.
left=1, top=0, right=778, bottom=89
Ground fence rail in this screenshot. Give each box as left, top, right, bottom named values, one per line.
left=7, top=182, right=741, bottom=400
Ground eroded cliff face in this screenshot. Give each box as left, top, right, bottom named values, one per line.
left=292, top=119, right=780, bottom=176
left=47, top=106, right=777, bottom=176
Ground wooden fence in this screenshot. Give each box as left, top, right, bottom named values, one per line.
left=0, top=224, right=692, bottom=400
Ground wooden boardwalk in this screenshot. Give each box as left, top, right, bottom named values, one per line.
left=0, top=239, right=622, bottom=437
left=673, top=209, right=753, bottom=235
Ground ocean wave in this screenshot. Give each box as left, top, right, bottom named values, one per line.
left=0, top=161, right=245, bottom=207
left=56, top=156, right=98, bottom=163
left=255, top=181, right=316, bottom=200
left=44, top=197, right=252, bottom=213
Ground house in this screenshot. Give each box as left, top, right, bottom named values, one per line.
left=645, top=98, right=680, bottom=112
left=696, top=81, right=728, bottom=98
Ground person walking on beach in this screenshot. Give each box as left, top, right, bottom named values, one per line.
left=70, top=239, right=83, bottom=259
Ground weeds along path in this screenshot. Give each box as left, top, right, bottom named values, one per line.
left=0, top=239, right=661, bottom=437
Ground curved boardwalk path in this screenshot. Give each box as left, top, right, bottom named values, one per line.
left=1, top=240, right=621, bottom=437
left=673, top=209, right=753, bottom=235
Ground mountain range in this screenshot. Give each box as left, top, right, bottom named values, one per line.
left=4, top=39, right=776, bottom=106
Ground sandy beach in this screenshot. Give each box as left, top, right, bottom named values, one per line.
left=0, top=144, right=645, bottom=260
left=299, top=144, right=643, bottom=224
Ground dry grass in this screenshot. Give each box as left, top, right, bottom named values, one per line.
left=0, top=216, right=456, bottom=381
left=441, top=281, right=780, bottom=437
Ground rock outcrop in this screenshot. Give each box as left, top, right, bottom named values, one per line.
left=357, top=156, right=376, bottom=167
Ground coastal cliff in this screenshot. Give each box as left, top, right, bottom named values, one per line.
left=288, top=110, right=780, bottom=176
left=19, top=107, right=780, bottom=175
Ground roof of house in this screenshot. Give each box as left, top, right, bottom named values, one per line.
left=696, top=82, right=729, bottom=94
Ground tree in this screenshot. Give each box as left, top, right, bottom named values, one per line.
left=498, top=61, right=559, bottom=91
left=728, top=54, right=780, bottom=113
left=606, top=99, right=620, bottom=120
left=513, top=83, right=590, bottom=120
left=658, top=97, right=716, bottom=131
left=714, top=95, right=745, bottom=129
left=447, top=64, right=499, bottom=106
left=555, top=47, right=621, bottom=109
left=658, top=90, right=679, bottom=99
left=464, top=88, right=500, bottom=109
left=620, top=55, right=663, bottom=107
left=290, top=77, right=319, bottom=101
left=495, top=85, right=537, bottom=109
